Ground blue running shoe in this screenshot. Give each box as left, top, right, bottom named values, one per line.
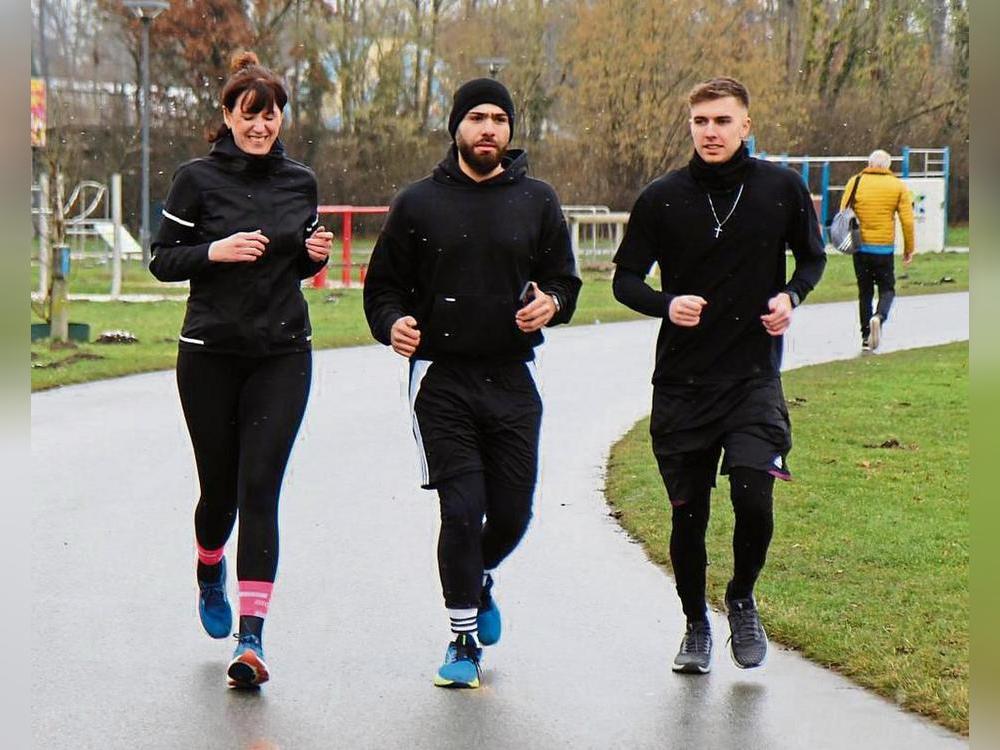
left=433, top=633, right=482, bottom=689
left=227, top=633, right=270, bottom=688
left=477, top=573, right=501, bottom=646
left=197, top=557, right=232, bottom=639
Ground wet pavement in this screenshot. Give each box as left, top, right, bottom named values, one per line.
left=31, top=293, right=968, bottom=749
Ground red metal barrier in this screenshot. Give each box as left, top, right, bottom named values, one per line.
left=311, top=205, right=389, bottom=288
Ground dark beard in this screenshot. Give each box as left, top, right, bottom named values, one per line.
left=457, top=137, right=507, bottom=175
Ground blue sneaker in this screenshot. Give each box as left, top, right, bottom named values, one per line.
left=477, top=573, right=501, bottom=646
left=227, top=633, right=270, bottom=688
left=433, top=633, right=482, bottom=689
left=197, top=557, right=232, bottom=639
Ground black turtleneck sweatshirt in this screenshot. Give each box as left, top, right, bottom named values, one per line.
left=613, top=144, right=826, bottom=384
left=363, top=146, right=582, bottom=362
left=149, top=133, right=327, bottom=356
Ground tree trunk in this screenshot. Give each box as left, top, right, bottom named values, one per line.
left=421, top=0, right=443, bottom=130
left=928, top=0, right=947, bottom=63
left=781, top=0, right=799, bottom=84
left=49, top=170, right=69, bottom=344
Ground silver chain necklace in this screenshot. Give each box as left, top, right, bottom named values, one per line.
left=706, top=183, right=744, bottom=238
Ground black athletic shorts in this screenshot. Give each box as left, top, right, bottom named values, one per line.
left=649, top=377, right=792, bottom=502
left=409, top=359, right=543, bottom=490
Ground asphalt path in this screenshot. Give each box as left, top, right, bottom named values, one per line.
left=31, top=293, right=968, bottom=749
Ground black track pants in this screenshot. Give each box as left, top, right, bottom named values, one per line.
left=176, top=350, right=311, bottom=582
left=436, top=471, right=534, bottom=610
left=853, top=252, right=896, bottom=337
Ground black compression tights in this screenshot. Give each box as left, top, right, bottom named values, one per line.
left=436, top=471, right=534, bottom=609
left=176, top=350, right=311, bottom=583
left=727, top=467, right=775, bottom=601
left=669, top=486, right=712, bottom=622
left=669, top=467, right=774, bottom=621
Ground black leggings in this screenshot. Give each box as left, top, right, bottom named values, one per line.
left=669, top=467, right=774, bottom=621
left=176, top=350, right=311, bottom=582
left=436, top=471, right=534, bottom=609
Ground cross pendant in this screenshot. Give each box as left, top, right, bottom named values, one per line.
left=713, top=225, right=722, bottom=238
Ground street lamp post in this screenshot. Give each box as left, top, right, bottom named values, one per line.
left=474, top=57, right=509, bottom=79
left=124, top=0, right=170, bottom=266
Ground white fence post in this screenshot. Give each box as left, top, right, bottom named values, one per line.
left=110, top=173, right=123, bottom=298
left=38, top=172, right=50, bottom=299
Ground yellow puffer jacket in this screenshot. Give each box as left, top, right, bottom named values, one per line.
left=840, top=167, right=915, bottom=254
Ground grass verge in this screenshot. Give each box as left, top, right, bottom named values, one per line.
left=604, top=342, right=968, bottom=733
left=30, top=288, right=373, bottom=391
left=946, top=224, right=968, bottom=247
left=30, top=253, right=967, bottom=391
left=29, top=268, right=648, bottom=391
left=800, top=250, right=967, bottom=304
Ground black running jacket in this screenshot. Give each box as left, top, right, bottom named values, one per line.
left=150, top=133, right=327, bottom=356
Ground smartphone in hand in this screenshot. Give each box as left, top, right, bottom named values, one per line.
left=518, top=281, right=536, bottom=307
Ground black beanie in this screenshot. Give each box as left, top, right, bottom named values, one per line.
left=447, top=78, right=515, bottom=140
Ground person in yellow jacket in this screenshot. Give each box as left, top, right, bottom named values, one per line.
left=840, top=149, right=915, bottom=351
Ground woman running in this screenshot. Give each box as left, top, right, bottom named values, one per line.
left=150, top=50, right=332, bottom=688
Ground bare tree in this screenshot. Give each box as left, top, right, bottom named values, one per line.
left=30, top=0, right=969, bottom=219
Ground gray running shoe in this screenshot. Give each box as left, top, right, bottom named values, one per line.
left=726, top=597, right=768, bottom=668
left=672, top=619, right=712, bottom=674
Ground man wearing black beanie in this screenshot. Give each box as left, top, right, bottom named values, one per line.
left=447, top=78, right=516, bottom=140
left=364, top=79, right=581, bottom=689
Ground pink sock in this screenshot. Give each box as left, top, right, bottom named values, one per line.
left=196, top=543, right=225, bottom=566
left=239, top=581, right=274, bottom=619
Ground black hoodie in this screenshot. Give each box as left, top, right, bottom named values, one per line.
left=613, top=145, right=827, bottom=384
left=150, top=133, right=327, bottom=356
left=363, top=147, right=581, bottom=362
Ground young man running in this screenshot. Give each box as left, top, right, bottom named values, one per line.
left=612, top=77, right=826, bottom=674
left=364, top=78, right=581, bottom=688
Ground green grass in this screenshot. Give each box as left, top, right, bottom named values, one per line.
left=604, top=342, right=968, bottom=734
left=29, top=242, right=968, bottom=303
left=31, top=257, right=190, bottom=296
left=29, top=268, right=644, bottom=391
left=786, top=250, right=967, bottom=304
left=30, top=288, right=374, bottom=391
left=29, top=238, right=379, bottom=296
left=29, top=253, right=968, bottom=391
left=575, top=250, right=968, bottom=313
left=946, top=224, right=968, bottom=247
left=31, top=300, right=187, bottom=390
